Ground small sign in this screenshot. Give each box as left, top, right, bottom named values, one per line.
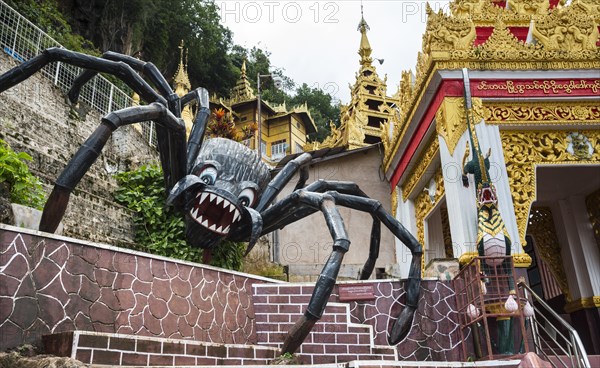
left=338, top=284, right=376, bottom=302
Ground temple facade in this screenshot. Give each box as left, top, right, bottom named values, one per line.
left=211, top=60, right=316, bottom=165
left=166, top=44, right=316, bottom=165
left=383, top=0, right=600, bottom=353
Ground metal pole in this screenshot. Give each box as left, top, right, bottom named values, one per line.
left=11, top=16, right=20, bottom=57
left=257, top=73, right=261, bottom=156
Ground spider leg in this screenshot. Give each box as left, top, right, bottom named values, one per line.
left=67, top=51, right=173, bottom=104
left=0, top=48, right=165, bottom=105
left=39, top=103, right=184, bottom=233
left=304, top=180, right=381, bottom=279
left=329, top=192, right=422, bottom=345
left=255, top=153, right=312, bottom=212
left=185, top=88, right=210, bottom=174
left=263, top=190, right=350, bottom=354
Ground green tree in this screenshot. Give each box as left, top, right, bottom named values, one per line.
left=291, top=83, right=341, bottom=142
left=5, top=0, right=98, bottom=54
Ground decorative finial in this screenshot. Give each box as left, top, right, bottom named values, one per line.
left=357, top=2, right=372, bottom=66
left=173, top=39, right=191, bottom=93
left=178, top=40, right=184, bottom=63
left=357, top=0, right=370, bottom=32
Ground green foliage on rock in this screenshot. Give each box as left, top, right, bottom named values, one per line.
left=0, top=140, right=45, bottom=209
left=5, top=0, right=98, bottom=54
left=114, top=164, right=245, bottom=270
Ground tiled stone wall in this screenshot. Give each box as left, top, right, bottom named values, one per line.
left=254, top=279, right=464, bottom=364
left=0, top=226, right=277, bottom=351
left=0, top=54, right=157, bottom=246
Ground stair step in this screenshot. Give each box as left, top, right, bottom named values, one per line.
left=44, top=331, right=279, bottom=366
left=253, top=283, right=398, bottom=365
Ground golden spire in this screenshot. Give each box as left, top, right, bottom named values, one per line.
left=357, top=4, right=372, bottom=66
left=241, top=58, right=247, bottom=78
left=230, top=57, right=255, bottom=103
left=173, top=40, right=191, bottom=96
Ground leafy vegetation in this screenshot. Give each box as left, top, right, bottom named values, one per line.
left=0, top=140, right=45, bottom=209
left=5, top=0, right=98, bottom=54
left=114, top=164, right=244, bottom=270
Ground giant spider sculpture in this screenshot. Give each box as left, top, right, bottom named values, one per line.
left=0, top=48, right=422, bottom=353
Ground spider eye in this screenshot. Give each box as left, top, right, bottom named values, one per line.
left=238, top=188, right=256, bottom=207
left=199, top=166, right=217, bottom=185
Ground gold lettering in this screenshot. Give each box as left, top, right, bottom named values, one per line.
left=477, top=80, right=599, bottom=95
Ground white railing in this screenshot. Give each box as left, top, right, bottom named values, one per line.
left=518, top=281, right=590, bottom=368
left=0, top=0, right=157, bottom=147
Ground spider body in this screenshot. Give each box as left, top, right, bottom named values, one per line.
left=0, top=48, right=422, bottom=354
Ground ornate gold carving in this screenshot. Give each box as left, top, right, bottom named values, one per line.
left=574, top=0, right=600, bottom=22
left=415, top=169, right=446, bottom=273
left=451, top=0, right=530, bottom=24
left=391, top=187, right=398, bottom=218
left=382, top=1, right=600, bottom=172
left=481, top=102, right=600, bottom=126
left=401, top=137, right=440, bottom=201
left=527, top=207, right=570, bottom=298
left=440, top=206, right=454, bottom=258
left=512, top=253, right=533, bottom=268
left=510, top=0, right=549, bottom=16
left=423, top=4, right=476, bottom=52
left=564, top=296, right=600, bottom=313
left=458, top=251, right=479, bottom=266
left=532, top=3, right=600, bottom=51
left=566, top=132, right=595, bottom=159
left=501, top=130, right=600, bottom=247
left=435, top=97, right=482, bottom=155
left=585, top=189, right=600, bottom=255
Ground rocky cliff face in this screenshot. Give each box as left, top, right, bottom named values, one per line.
left=0, top=53, right=158, bottom=246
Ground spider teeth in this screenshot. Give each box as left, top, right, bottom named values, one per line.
left=215, top=225, right=223, bottom=233
left=191, top=208, right=199, bottom=219
left=195, top=192, right=201, bottom=198
left=209, top=193, right=216, bottom=202
left=200, top=192, right=209, bottom=204
left=223, top=225, right=230, bottom=233
left=233, top=210, right=241, bottom=222
left=201, top=219, right=209, bottom=228
left=209, top=223, right=217, bottom=231
left=216, top=196, right=223, bottom=206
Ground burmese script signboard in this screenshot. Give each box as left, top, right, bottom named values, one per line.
left=338, top=283, right=376, bottom=302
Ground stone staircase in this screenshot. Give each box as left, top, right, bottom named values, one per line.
left=252, top=282, right=398, bottom=365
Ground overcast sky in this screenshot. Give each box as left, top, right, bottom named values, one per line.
left=218, top=0, right=451, bottom=104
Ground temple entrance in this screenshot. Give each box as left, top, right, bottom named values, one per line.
left=424, top=198, right=454, bottom=263
left=525, top=165, right=600, bottom=354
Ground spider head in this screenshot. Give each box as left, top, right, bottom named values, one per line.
left=168, top=138, right=270, bottom=249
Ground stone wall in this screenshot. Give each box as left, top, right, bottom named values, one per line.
left=0, top=53, right=157, bottom=245
left=0, top=225, right=275, bottom=351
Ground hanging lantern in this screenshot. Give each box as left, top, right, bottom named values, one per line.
left=480, top=280, right=487, bottom=295
left=523, top=301, right=534, bottom=317
left=504, top=294, right=518, bottom=313
left=467, top=304, right=480, bottom=319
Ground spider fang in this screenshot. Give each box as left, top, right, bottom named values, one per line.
left=189, top=191, right=241, bottom=235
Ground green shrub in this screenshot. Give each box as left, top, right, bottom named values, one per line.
left=114, top=164, right=245, bottom=270
left=0, top=139, right=45, bottom=209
